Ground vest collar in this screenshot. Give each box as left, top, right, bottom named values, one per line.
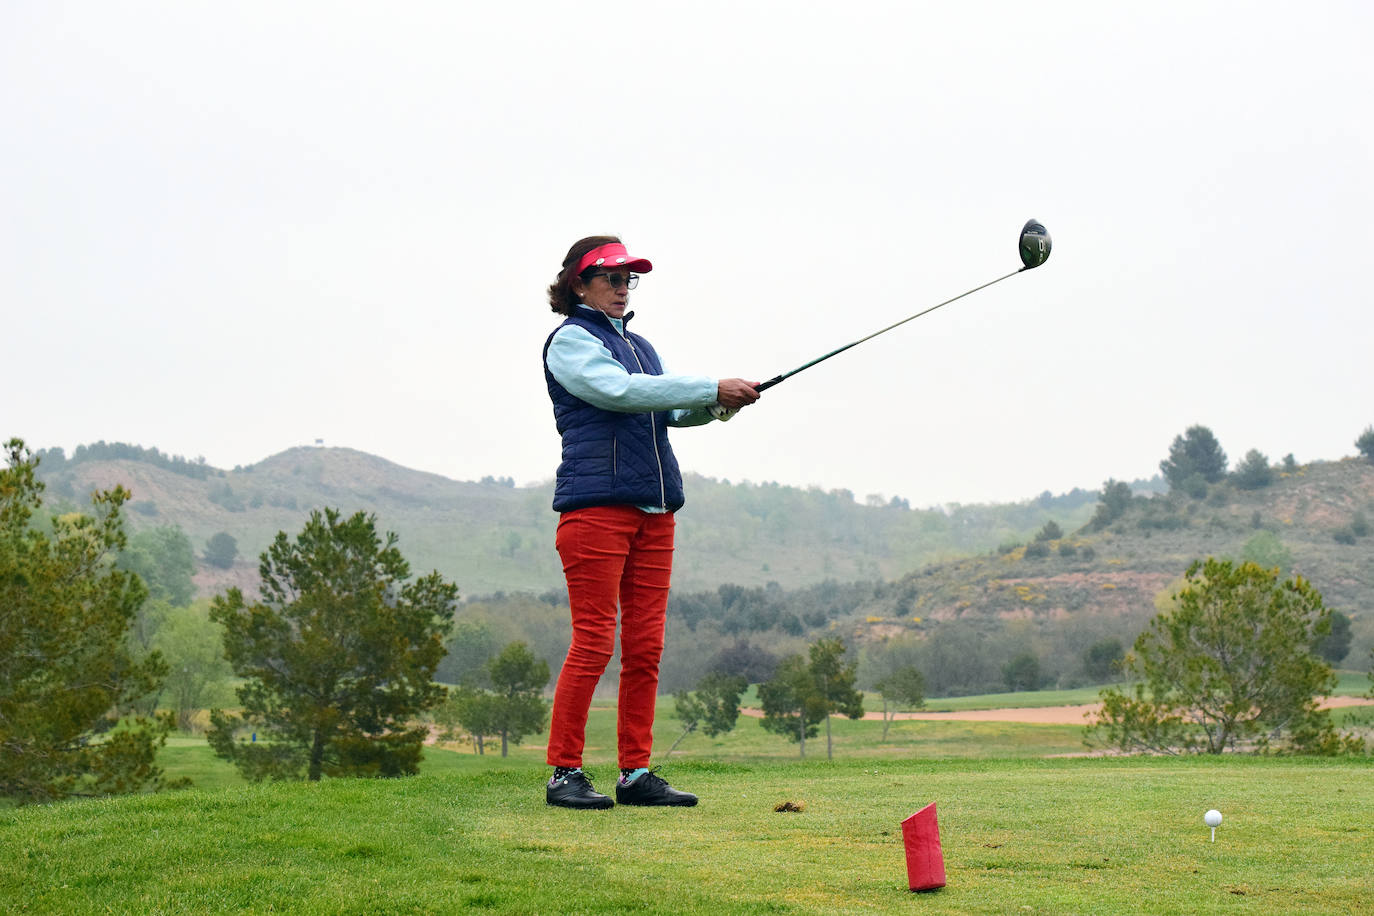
left=575, top=303, right=635, bottom=334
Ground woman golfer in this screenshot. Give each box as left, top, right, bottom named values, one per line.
left=542, top=235, right=759, bottom=809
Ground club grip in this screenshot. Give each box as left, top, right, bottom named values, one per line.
left=754, top=376, right=784, bottom=393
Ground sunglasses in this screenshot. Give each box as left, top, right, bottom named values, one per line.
left=589, top=271, right=639, bottom=290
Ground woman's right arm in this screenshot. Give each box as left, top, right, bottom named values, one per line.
left=546, top=326, right=719, bottom=413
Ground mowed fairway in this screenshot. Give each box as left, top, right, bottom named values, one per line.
left=3, top=704, right=1373, bottom=915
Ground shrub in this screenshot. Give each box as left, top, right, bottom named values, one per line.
left=1356, top=426, right=1374, bottom=462
left=1232, top=449, right=1274, bottom=490
left=204, top=532, right=238, bottom=569
left=1002, top=653, right=1042, bottom=692
left=1161, top=426, right=1228, bottom=489
left=1091, top=559, right=1346, bottom=755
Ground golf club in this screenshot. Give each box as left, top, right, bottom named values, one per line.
left=754, top=219, right=1051, bottom=393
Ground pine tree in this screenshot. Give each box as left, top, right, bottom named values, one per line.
left=484, top=642, right=550, bottom=757
left=207, top=509, right=456, bottom=780
left=1, top=439, right=171, bottom=802
left=1092, top=559, right=1358, bottom=754
left=1160, top=425, right=1229, bottom=490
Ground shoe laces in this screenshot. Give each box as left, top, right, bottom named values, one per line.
left=637, top=766, right=669, bottom=789
left=552, top=770, right=596, bottom=789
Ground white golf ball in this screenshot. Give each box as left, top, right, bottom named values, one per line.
left=1204, top=809, right=1222, bottom=828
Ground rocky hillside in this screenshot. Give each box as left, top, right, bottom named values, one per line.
left=834, top=457, right=1374, bottom=654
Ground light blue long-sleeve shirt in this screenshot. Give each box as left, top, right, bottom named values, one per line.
left=545, top=307, right=718, bottom=428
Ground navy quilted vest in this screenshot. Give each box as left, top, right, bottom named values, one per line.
left=543, top=310, right=686, bottom=513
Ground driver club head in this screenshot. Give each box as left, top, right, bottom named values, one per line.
left=1019, top=219, right=1051, bottom=269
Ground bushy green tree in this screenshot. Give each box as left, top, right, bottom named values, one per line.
left=918, top=621, right=1002, bottom=696
left=758, top=655, right=828, bottom=757
left=152, top=603, right=234, bottom=732
left=873, top=665, right=925, bottom=740
left=1082, top=638, right=1125, bottom=683
left=435, top=618, right=502, bottom=687
left=119, top=526, right=196, bottom=607
left=208, top=510, right=456, bottom=780
left=1089, top=479, right=1134, bottom=530
left=1241, top=530, right=1292, bottom=576
left=1034, top=520, right=1063, bottom=542
left=484, top=641, right=549, bottom=757
left=1160, top=425, right=1228, bottom=491
left=760, top=638, right=863, bottom=759
left=203, top=532, right=238, bottom=569
left=1002, top=652, right=1042, bottom=691
left=430, top=641, right=548, bottom=756
left=437, top=686, right=498, bottom=755
left=1355, top=426, right=1374, bottom=462
left=1313, top=610, right=1352, bottom=666
left=1231, top=449, right=1274, bottom=490
left=1091, top=559, right=1356, bottom=755
left=1, top=439, right=171, bottom=803
left=809, top=637, right=864, bottom=759
left=668, top=671, right=748, bottom=755
left=707, top=639, right=779, bottom=683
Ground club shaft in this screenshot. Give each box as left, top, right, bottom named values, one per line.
left=754, top=267, right=1024, bottom=393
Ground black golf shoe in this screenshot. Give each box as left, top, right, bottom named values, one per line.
left=615, top=768, right=698, bottom=807
left=546, top=771, right=614, bottom=809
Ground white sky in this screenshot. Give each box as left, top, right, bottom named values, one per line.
left=5, top=1, right=1372, bottom=508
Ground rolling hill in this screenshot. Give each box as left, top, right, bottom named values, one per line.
left=27, top=440, right=1373, bottom=694
left=33, top=443, right=1099, bottom=596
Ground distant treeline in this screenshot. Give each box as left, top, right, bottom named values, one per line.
left=35, top=441, right=213, bottom=480
left=668, top=579, right=885, bottom=636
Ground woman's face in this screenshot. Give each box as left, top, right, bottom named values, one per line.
left=575, top=271, right=634, bottom=319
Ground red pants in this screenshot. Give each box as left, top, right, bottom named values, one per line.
left=546, top=506, right=675, bottom=769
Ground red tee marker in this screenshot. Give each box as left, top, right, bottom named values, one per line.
left=901, top=802, right=946, bottom=892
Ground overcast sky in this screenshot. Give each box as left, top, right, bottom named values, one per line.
left=5, top=1, right=1372, bottom=508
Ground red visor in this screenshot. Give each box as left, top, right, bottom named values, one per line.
left=575, top=242, right=652, bottom=276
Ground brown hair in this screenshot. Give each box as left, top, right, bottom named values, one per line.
left=547, top=235, right=621, bottom=316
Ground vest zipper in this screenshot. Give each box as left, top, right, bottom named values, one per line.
left=625, top=337, right=668, bottom=509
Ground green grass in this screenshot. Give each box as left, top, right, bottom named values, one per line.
left=150, top=705, right=1092, bottom=796
left=1333, top=669, right=1372, bottom=697
left=920, top=685, right=1111, bottom=711
left=151, top=680, right=1374, bottom=793
left=5, top=689, right=1369, bottom=913
left=4, top=755, right=1372, bottom=915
